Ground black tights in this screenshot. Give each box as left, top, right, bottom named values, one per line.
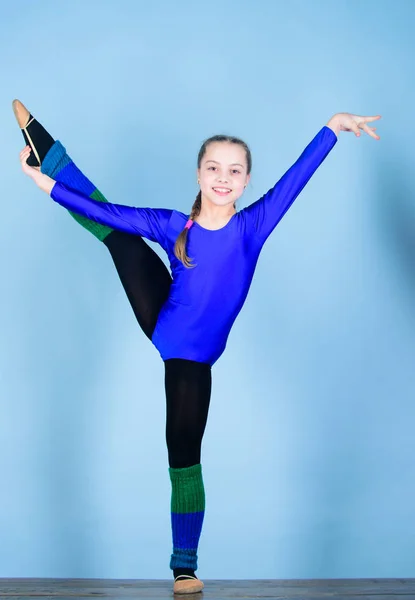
left=103, top=231, right=212, bottom=469
left=20, top=114, right=212, bottom=471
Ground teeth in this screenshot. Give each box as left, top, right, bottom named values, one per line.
left=213, top=188, right=231, bottom=192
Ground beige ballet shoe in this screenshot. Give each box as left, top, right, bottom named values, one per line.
left=173, top=574, right=204, bottom=595
left=12, top=99, right=31, bottom=128
left=12, top=99, right=41, bottom=166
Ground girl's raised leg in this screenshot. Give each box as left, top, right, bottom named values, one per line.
left=13, top=100, right=172, bottom=337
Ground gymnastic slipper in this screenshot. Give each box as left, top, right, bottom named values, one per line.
left=173, top=574, right=204, bottom=594
left=12, top=99, right=41, bottom=167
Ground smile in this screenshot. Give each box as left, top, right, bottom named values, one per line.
left=212, top=187, right=232, bottom=195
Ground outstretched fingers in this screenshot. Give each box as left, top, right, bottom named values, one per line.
left=356, top=115, right=382, bottom=139
left=361, top=123, right=380, bottom=139
left=363, top=115, right=381, bottom=139
left=363, top=115, right=382, bottom=123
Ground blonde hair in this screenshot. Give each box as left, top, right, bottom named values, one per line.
left=174, top=135, right=252, bottom=268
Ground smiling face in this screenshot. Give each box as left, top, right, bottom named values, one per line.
left=197, top=142, right=251, bottom=209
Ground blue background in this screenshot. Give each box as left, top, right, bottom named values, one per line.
left=1, top=0, right=414, bottom=580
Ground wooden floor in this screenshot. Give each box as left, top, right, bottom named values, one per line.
left=0, top=579, right=414, bottom=599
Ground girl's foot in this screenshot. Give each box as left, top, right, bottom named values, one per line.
left=12, top=98, right=30, bottom=128
left=173, top=574, right=204, bottom=595
left=12, top=99, right=55, bottom=167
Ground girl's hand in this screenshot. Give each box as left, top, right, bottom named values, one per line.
left=327, top=113, right=381, bottom=139
left=20, top=145, right=41, bottom=179
left=19, top=145, right=55, bottom=194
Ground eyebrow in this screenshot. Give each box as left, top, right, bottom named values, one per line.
left=205, top=160, right=244, bottom=167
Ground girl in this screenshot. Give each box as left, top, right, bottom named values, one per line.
left=14, top=100, right=380, bottom=594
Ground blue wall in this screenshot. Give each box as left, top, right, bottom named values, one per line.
left=1, top=0, right=414, bottom=579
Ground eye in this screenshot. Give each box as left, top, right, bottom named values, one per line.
left=208, top=166, right=241, bottom=174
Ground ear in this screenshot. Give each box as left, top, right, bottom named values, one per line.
left=196, top=167, right=200, bottom=184
left=245, top=173, right=251, bottom=187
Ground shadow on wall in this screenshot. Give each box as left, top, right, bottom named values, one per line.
left=372, top=150, right=415, bottom=325
left=289, top=143, right=415, bottom=578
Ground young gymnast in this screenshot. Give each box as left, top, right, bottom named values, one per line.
left=14, top=100, right=380, bottom=594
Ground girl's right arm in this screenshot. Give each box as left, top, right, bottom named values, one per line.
left=19, top=146, right=172, bottom=245
left=241, top=113, right=380, bottom=246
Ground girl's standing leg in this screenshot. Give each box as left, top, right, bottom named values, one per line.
left=164, top=358, right=212, bottom=589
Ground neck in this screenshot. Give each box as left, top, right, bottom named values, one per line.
left=196, top=197, right=236, bottom=226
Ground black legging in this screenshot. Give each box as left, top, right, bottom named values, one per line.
left=103, top=231, right=212, bottom=469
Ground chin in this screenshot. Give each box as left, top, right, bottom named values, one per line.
left=206, top=194, right=236, bottom=207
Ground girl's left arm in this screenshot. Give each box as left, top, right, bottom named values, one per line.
left=242, top=113, right=381, bottom=244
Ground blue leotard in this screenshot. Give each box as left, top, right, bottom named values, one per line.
left=50, top=125, right=337, bottom=365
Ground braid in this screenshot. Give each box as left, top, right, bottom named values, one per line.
left=174, top=191, right=201, bottom=269
left=190, top=192, right=202, bottom=221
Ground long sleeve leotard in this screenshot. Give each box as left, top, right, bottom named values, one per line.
left=50, top=125, right=337, bottom=365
